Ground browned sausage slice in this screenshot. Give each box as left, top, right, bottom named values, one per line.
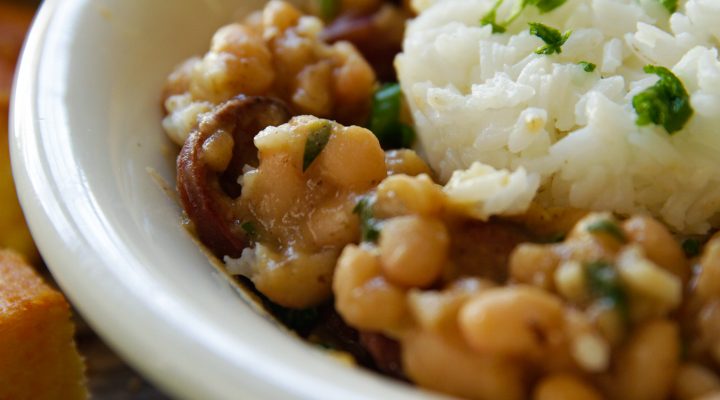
left=177, top=95, right=290, bottom=258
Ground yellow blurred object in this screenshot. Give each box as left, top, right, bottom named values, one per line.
left=0, top=2, right=38, bottom=263
left=0, top=249, right=88, bottom=399
left=0, top=109, right=36, bottom=261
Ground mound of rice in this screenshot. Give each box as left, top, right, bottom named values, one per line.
left=397, top=0, right=720, bottom=233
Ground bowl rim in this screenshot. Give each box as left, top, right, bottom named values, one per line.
left=8, top=1, right=441, bottom=399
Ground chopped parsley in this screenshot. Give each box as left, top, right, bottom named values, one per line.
left=578, top=61, right=596, bottom=72
left=302, top=120, right=332, bottom=171
left=480, top=8, right=507, bottom=34
left=682, top=238, right=701, bottom=258
left=480, top=0, right=568, bottom=34
left=241, top=221, right=257, bottom=239
left=632, top=65, right=693, bottom=135
left=658, top=0, right=678, bottom=13
left=586, top=219, right=627, bottom=243
left=318, top=0, right=339, bottom=21
left=585, top=261, right=629, bottom=319
left=530, top=0, right=568, bottom=13
left=368, top=83, right=415, bottom=149
left=353, top=196, right=381, bottom=242
left=529, top=22, right=571, bottom=55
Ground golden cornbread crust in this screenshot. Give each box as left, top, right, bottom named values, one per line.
left=0, top=250, right=87, bottom=400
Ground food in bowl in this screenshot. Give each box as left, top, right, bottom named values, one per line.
left=160, top=0, right=720, bottom=398
left=397, top=0, right=720, bottom=234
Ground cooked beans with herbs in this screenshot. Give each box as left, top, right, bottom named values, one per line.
left=163, top=1, right=720, bottom=399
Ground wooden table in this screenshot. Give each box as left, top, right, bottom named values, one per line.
left=74, top=314, right=170, bottom=399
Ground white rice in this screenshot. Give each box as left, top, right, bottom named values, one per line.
left=397, top=0, right=720, bottom=233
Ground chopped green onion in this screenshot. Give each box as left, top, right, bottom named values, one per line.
left=530, top=0, right=569, bottom=13
left=658, top=0, right=678, bottom=13
left=353, top=196, right=381, bottom=242
left=318, top=0, right=339, bottom=21
left=586, top=219, right=627, bottom=243
left=241, top=221, right=257, bottom=238
left=302, top=120, right=332, bottom=171
left=368, top=83, right=416, bottom=149
left=585, top=261, right=629, bottom=319
left=481, top=10, right=506, bottom=34
left=632, top=65, right=693, bottom=134
left=529, top=22, right=571, bottom=55
left=398, top=125, right=416, bottom=150
left=480, top=0, right=568, bottom=34
left=578, top=61, right=596, bottom=72
left=480, top=0, right=507, bottom=34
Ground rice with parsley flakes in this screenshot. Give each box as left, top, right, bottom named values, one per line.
left=396, top=0, right=720, bottom=233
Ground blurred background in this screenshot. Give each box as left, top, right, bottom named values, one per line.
left=1, top=1, right=167, bottom=398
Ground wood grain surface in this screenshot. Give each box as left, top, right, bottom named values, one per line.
left=74, top=315, right=170, bottom=399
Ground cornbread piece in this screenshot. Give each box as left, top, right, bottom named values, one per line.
left=0, top=2, right=37, bottom=262
left=0, top=250, right=87, bottom=399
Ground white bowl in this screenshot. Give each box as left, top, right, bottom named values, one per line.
left=10, top=1, right=439, bottom=398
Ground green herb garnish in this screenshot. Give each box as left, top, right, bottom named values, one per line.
left=302, top=120, right=332, bottom=171
left=368, top=83, right=415, bottom=149
left=578, top=61, right=596, bottom=72
left=353, top=196, right=381, bottom=242
left=480, top=3, right=507, bottom=34
left=530, top=0, right=568, bottom=13
left=682, top=238, right=701, bottom=258
left=241, top=221, right=257, bottom=238
left=585, top=261, right=629, bottom=319
left=480, top=0, right=568, bottom=34
left=632, top=65, right=693, bottom=134
left=658, top=0, right=678, bottom=13
left=318, top=0, right=339, bottom=21
left=398, top=125, right=415, bottom=148
left=586, top=219, right=627, bottom=243
left=529, top=22, right=571, bottom=55
left=481, top=12, right=507, bottom=33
